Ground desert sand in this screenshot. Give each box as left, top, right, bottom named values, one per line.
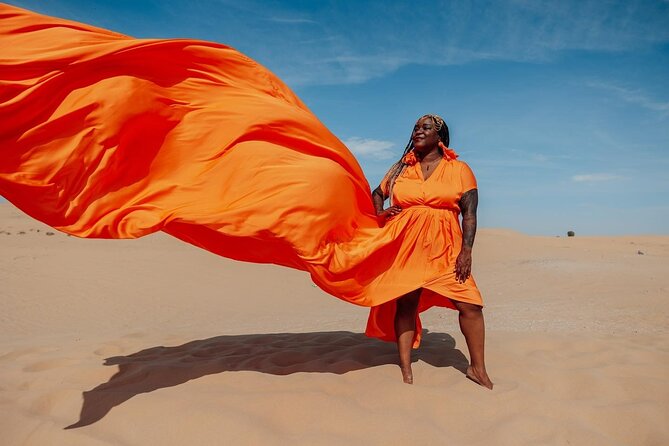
left=1, top=202, right=668, bottom=445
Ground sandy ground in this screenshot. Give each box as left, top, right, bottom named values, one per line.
left=1, top=202, right=668, bottom=445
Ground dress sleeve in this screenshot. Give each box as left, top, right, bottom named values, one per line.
left=460, top=162, right=478, bottom=192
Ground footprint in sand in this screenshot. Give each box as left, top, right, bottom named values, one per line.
left=93, top=345, right=124, bottom=357
left=121, top=332, right=147, bottom=339
left=0, top=347, right=55, bottom=362
left=23, top=358, right=78, bottom=372
left=484, top=379, right=519, bottom=394
left=29, top=389, right=81, bottom=417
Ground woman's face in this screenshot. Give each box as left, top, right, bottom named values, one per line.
left=411, top=117, right=440, bottom=153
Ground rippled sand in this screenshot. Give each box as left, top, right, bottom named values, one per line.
left=1, top=203, right=667, bottom=445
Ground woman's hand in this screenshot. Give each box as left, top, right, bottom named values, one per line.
left=455, top=247, right=472, bottom=283
left=377, top=205, right=403, bottom=225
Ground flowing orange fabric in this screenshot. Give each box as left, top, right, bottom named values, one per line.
left=0, top=4, right=483, bottom=347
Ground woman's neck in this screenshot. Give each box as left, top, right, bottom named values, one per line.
left=415, top=147, right=442, bottom=163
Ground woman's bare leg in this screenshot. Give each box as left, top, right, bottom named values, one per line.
left=451, top=300, right=493, bottom=389
left=394, top=289, right=421, bottom=384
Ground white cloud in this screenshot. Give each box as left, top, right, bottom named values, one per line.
left=343, top=137, right=396, bottom=160
left=586, top=81, right=669, bottom=115
left=268, top=0, right=669, bottom=85
left=265, top=17, right=317, bottom=25
left=572, top=173, right=624, bottom=182
left=28, top=0, right=669, bottom=87
left=134, top=0, right=669, bottom=86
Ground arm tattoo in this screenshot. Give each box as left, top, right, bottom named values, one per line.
left=372, top=186, right=386, bottom=214
left=459, top=189, right=478, bottom=249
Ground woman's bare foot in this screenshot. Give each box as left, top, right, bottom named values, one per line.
left=466, top=365, right=493, bottom=390
left=400, top=365, right=413, bottom=384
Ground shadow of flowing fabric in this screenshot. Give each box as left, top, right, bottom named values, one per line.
left=0, top=4, right=482, bottom=346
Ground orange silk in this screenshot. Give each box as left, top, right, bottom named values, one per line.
left=0, top=4, right=482, bottom=346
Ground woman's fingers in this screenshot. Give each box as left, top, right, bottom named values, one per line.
left=455, top=257, right=471, bottom=283
left=459, top=267, right=471, bottom=283
left=384, top=206, right=403, bottom=219
left=375, top=206, right=402, bottom=226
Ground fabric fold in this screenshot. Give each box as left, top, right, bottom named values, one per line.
left=0, top=4, right=483, bottom=346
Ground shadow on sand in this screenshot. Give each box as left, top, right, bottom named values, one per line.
left=66, top=330, right=467, bottom=429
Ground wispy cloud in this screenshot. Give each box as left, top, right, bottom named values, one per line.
left=294, top=0, right=669, bottom=85
left=572, top=173, right=624, bottom=182
left=18, top=0, right=669, bottom=88
left=587, top=81, right=669, bottom=115
left=343, top=137, right=396, bottom=159
left=264, top=17, right=317, bottom=25
left=148, top=0, right=669, bottom=86
left=470, top=147, right=578, bottom=169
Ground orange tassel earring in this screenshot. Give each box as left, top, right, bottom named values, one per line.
left=438, top=141, right=459, bottom=160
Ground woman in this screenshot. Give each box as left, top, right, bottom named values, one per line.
left=2, top=6, right=491, bottom=389
left=369, top=115, right=493, bottom=389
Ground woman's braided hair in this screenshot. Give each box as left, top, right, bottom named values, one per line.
left=383, top=114, right=450, bottom=205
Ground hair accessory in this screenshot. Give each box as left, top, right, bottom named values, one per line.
left=428, top=114, right=445, bottom=131
left=402, top=150, right=418, bottom=165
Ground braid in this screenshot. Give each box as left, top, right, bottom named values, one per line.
left=382, top=136, right=412, bottom=205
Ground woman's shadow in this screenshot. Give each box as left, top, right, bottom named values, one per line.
left=66, top=330, right=467, bottom=429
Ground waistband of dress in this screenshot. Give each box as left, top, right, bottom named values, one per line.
left=402, top=204, right=459, bottom=213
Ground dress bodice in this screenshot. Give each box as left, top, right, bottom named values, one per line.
left=382, top=158, right=477, bottom=212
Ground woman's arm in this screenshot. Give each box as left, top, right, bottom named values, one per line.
left=372, top=185, right=402, bottom=224
left=372, top=186, right=386, bottom=214
left=455, top=188, right=478, bottom=283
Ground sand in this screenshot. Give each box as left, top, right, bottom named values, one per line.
left=1, top=202, right=668, bottom=445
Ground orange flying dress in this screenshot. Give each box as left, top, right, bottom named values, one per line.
left=0, top=4, right=482, bottom=347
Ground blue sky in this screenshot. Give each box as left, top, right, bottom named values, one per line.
left=7, top=0, right=669, bottom=235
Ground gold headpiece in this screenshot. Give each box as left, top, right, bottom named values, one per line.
left=422, top=114, right=445, bottom=131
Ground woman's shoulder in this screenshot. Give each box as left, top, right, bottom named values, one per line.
left=448, top=157, right=474, bottom=173
left=451, top=158, right=477, bottom=189
left=442, top=147, right=472, bottom=169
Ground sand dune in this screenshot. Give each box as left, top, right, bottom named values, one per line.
left=1, top=203, right=668, bottom=445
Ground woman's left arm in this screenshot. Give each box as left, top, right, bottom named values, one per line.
left=455, top=188, right=478, bottom=283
